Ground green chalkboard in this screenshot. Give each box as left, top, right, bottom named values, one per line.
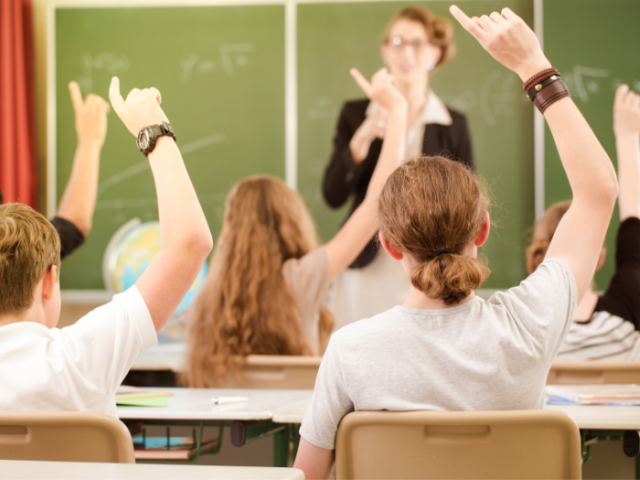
left=544, top=0, right=640, bottom=289
left=54, top=5, right=285, bottom=290
left=297, top=0, right=535, bottom=289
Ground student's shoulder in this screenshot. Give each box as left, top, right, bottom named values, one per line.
left=57, top=286, right=155, bottom=343
left=487, top=257, right=576, bottom=313
left=330, top=307, right=401, bottom=345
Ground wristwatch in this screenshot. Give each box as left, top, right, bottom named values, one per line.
left=137, top=122, right=176, bottom=157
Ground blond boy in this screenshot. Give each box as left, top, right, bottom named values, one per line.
left=0, top=79, right=213, bottom=415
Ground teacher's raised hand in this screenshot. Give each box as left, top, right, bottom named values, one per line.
left=108, top=77, right=169, bottom=137
left=350, top=67, right=407, bottom=113
left=449, top=5, right=551, bottom=81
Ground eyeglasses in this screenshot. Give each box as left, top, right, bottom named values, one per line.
left=387, top=36, right=430, bottom=52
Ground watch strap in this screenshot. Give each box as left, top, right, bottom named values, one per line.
left=138, top=122, right=176, bottom=157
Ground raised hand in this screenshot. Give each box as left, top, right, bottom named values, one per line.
left=350, top=109, right=388, bottom=164
left=350, top=67, right=407, bottom=113
left=69, top=81, right=110, bottom=147
left=614, top=84, right=640, bottom=139
left=108, top=77, right=168, bottom=137
left=449, top=5, right=551, bottom=81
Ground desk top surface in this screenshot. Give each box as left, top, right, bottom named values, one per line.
left=117, top=388, right=313, bottom=421
left=118, top=387, right=640, bottom=430
left=545, top=404, right=640, bottom=430
left=0, top=460, right=304, bottom=480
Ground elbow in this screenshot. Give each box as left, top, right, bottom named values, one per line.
left=76, top=219, right=92, bottom=237
left=590, top=171, right=619, bottom=210
left=194, top=230, right=214, bottom=259
left=604, top=170, right=620, bottom=206
left=178, top=228, right=214, bottom=262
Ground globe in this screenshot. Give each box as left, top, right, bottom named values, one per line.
left=104, top=220, right=208, bottom=316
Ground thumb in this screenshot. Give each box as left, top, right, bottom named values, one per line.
left=68, top=81, right=84, bottom=112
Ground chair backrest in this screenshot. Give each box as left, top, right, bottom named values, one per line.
left=0, top=411, right=135, bottom=463
left=221, top=355, right=321, bottom=389
left=547, top=359, right=640, bottom=384
left=335, top=410, right=581, bottom=480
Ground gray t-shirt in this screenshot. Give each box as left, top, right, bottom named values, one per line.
left=299, top=258, right=577, bottom=450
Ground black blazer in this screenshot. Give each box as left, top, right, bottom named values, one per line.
left=322, top=98, right=474, bottom=269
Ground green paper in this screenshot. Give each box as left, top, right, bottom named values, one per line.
left=116, top=395, right=168, bottom=407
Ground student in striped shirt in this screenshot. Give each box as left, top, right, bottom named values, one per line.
left=527, top=84, right=640, bottom=360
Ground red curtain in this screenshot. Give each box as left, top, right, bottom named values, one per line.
left=0, top=0, right=36, bottom=207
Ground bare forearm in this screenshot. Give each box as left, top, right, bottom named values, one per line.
left=324, top=108, right=405, bottom=282
left=148, top=137, right=212, bottom=254
left=545, top=98, right=618, bottom=204
left=616, top=134, right=640, bottom=221
left=56, top=142, right=101, bottom=235
left=364, top=107, right=406, bottom=203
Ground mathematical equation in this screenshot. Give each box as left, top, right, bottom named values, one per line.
left=76, top=53, right=129, bottom=92
left=179, top=44, right=255, bottom=83
left=562, top=65, right=640, bottom=103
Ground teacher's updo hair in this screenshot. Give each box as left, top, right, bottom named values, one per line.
left=526, top=200, right=571, bottom=274
left=378, top=157, right=490, bottom=305
left=382, top=6, right=456, bottom=68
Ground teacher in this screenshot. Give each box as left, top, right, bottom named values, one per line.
left=323, top=5, right=474, bottom=329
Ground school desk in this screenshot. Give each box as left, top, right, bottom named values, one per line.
left=0, top=459, right=304, bottom=480
left=117, top=388, right=313, bottom=466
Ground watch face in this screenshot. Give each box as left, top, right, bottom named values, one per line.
left=138, top=130, right=150, bottom=149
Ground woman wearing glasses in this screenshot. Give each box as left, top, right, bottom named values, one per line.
left=323, top=6, right=474, bottom=329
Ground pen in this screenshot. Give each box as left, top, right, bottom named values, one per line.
left=212, top=396, right=249, bottom=405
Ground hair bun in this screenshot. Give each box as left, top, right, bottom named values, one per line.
left=411, top=254, right=490, bottom=306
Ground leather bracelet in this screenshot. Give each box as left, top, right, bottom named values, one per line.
left=534, top=79, right=571, bottom=114
left=523, top=67, right=559, bottom=91
left=526, top=74, right=561, bottom=102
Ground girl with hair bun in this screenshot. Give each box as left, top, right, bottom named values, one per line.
left=295, top=6, right=618, bottom=478
left=323, top=5, right=474, bottom=330
left=527, top=84, right=640, bottom=360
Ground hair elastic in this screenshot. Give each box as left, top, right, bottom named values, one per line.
left=432, top=248, right=454, bottom=259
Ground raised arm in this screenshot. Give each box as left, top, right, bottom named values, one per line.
left=56, top=81, right=109, bottom=235
left=613, top=84, right=640, bottom=221
left=323, top=68, right=407, bottom=282
left=450, top=5, right=618, bottom=300
left=108, top=77, right=213, bottom=332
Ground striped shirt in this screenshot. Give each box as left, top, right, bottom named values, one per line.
left=557, top=217, right=640, bottom=360
left=558, top=311, right=640, bottom=360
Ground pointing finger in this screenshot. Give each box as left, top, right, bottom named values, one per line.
left=108, top=77, right=124, bottom=113
left=450, top=5, right=487, bottom=40
left=68, top=81, right=84, bottom=112
left=350, top=68, right=372, bottom=97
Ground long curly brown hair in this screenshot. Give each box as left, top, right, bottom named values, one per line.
left=184, top=176, right=334, bottom=387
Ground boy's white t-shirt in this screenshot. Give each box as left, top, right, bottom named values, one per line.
left=299, top=258, right=577, bottom=450
left=0, top=286, right=157, bottom=416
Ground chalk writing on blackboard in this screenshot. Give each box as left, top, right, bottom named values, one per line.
left=179, top=44, right=255, bottom=83
left=307, top=97, right=332, bottom=120
left=77, top=53, right=129, bottom=92
left=480, top=70, right=517, bottom=127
